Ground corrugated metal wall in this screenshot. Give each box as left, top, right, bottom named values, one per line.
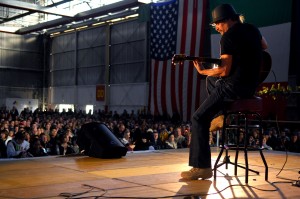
left=49, top=19, right=148, bottom=113
left=0, top=32, right=43, bottom=109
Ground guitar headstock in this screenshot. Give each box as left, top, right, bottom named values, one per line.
left=172, top=54, right=187, bottom=65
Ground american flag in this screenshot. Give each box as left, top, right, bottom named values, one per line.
left=149, top=0, right=208, bottom=121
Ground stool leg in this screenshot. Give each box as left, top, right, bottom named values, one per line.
left=214, top=147, right=224, bottom=180
left=259, top=150, right=269, bottom=181
left=234, top=150, right=239, bottom=176
left=215, top=110, right=268, bottom=184
left=244, top=149, right=249, bottom=184
left=225, top=149, right=229, bottom=169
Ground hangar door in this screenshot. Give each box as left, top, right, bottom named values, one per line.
left=49, top=19, right=148, bottom=113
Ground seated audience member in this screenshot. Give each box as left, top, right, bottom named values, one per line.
left=159, top=124, right=169, bottom=143
left=114, top=123, right=126, bottom=139
left=134, top=133, right=151, bottom=151
left=1, top=129, right=9, bottom=142
left=24, top=131, right=32, bottom=143
left=209, top=131, right=216, bottom=147
left=277, top=128, right=290, bottom=151
left=48, top=126, right=60, bottom=155
left=266, top=127, right=280, bottom=150
left=0, top=130, right=8, bottom=158
left=6, top=131, right=32, bottom=158
left=1, top=120, right=9, bottom=131
left=58, top=133, right=75, bottom=155
left=262, top=137, right=273, bottom=150
left=249, top=129, right=260, bottom=147
left=150, top=130, right=164, bottom=150
left=183, top=124, right=192, bottom=147
left=6, top=130, right=14, bottom=146
left=120, top=128, right=135, bottom=151
left=183, top=124, right=191, bottom=138
left=64, top=128, right=73, bottom=143
left=174, top=127, right=187, bottom=148
left=40, top=133, right=52, bottom=154
left=70, top=136, right=80, bottom=154
left=165, top=134, right=177, bottom=149
left=29, top=137, right=48, bottom=157
left=288, top=130, right=300, bottom=153
left=146, top=128, right=155, bottom=144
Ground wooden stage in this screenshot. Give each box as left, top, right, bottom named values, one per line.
left=0, top=148, right=299, bottom=199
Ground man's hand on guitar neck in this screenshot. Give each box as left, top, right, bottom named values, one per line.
left=193, top=54, right=231, bottom=77
left=193, top=60, right=224, bottom=76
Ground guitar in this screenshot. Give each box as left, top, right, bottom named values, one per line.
left=172, top=54, right=222, bottom=67
left=171, top=51, right=272, bottom=83
left=259, top=50, right=272, bottom=83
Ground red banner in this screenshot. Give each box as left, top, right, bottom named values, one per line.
left=96, top=85, right=105, bottom=101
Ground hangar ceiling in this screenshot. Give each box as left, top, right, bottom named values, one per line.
left=0, top=0, right=149, bottom=35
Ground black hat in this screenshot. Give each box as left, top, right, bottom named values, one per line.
left=211, top=4, right=240, bottom=24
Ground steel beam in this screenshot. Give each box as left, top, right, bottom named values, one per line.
left=0, top=0, right=74, bottom=24
left=16, top=0, right=143, bottom=34
left=0, top=0, right=74, bottom=18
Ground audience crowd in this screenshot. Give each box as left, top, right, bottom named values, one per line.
left=0, top=106, right=299, bottom=159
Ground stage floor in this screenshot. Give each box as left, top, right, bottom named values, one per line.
left=0, top=148, right=299, bottom=199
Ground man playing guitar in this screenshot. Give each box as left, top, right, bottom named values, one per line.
left=180, top=3, right=268, bottom=180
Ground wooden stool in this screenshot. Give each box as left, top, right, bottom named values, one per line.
left=213, top=96, right=268, bottom=184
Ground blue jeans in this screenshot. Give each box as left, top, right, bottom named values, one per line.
left=189, top=76, right=238, bottom=168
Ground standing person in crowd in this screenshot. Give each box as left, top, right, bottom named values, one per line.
left=10, top=106, right=19, bottom=120
left=181, top=3, right=268, bottom=180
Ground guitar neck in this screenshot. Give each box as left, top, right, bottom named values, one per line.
left=184, top=56, right=221, bottom=65
left=184, top=56, right=202, bottom=61
left=172, top=54, right=222, bottom=66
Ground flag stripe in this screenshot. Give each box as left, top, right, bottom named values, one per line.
left=153, top=60, right=159, bottom=115
left=186, top=0, right=199, bottom=121
left=166, top=60, right=173, bottom=116
left=178, top=0, right=189, bottom=117
left=149, top=0, right=205, bottom=121
left=195, top=0, right=208, bottom=111
left=170, top=60, right=177, bottom=115
left=161, top=60, right=168, bottom=114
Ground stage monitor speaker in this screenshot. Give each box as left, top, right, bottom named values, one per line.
left=77, top=122, right=127, bottom=158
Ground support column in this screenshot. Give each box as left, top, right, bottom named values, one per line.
left=105, top=24, right=111, bottom=112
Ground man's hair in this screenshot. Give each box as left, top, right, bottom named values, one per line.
left=14, top=131, right=25, bottom=140
left=230, top=14, right=245, bottom=23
